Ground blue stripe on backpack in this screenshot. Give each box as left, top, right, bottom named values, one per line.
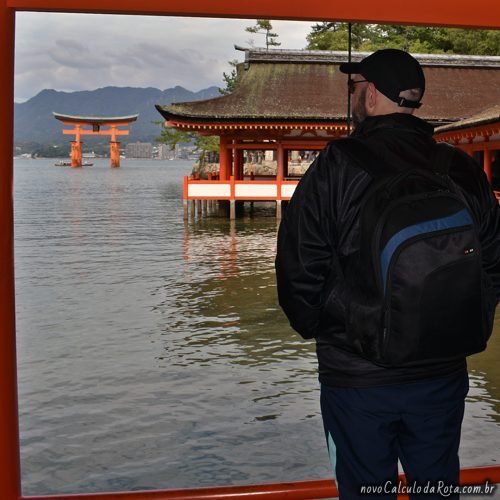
left=380, top=208, right=473, bottom=292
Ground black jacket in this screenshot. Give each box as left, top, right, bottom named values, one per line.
left=275, top=113, right=500, bottom=388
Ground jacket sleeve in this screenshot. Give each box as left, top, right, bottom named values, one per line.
left=452, top=149, right=500, bottom=302
left=477, top=174, right=500, bottom=303
left=275, top=148, right=338, bottom=339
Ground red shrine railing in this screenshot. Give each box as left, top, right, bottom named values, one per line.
left=183, top=175, right=298, bottom=202
left=183, top=179, right=500, bottom=205
left=18, top=467, right=500, bottom=500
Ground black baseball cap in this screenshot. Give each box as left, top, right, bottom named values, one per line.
left=339, top=49, right=425, bottom=108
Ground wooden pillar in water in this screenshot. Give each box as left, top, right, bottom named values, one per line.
left=110, top=141, right=121, bottom=168
left=276, top=143, right=285, bottom=219
left=110, top=125, right=121, bottom=168
left=71, top=136, right=82, bottom=168
left=229, top=174, right=236, bottom=219
left=276, top=200, right=282, bottom=219
left=183, top=176, right=189, bottom=220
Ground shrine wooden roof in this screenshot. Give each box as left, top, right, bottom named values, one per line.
left=434, top=104, right=500, bottom=133
left=156, top=48, right=500, bottom=128
left=53, top=112, right=139, bottom=124
left=433, top=104, right=500, bottom=145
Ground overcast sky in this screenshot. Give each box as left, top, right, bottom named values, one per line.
left=14, top=12, right=315, bottom=102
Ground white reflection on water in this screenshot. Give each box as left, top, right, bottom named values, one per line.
left=14, top=158, right=499, bottom=496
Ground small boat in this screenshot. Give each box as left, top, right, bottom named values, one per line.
left=54, top=160, right=93, bottom=166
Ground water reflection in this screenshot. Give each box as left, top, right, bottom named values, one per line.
left=156, top=215, right=500, bottom=412
left=155, top=218, right=316, bottom=370
left=151, top=216, right=321, bottom=441
left=467, top=311, right=500, bottom=424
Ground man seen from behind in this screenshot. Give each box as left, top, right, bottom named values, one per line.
left=275, top=49, right=500, bottom=499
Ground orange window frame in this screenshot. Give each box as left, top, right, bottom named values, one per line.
left=1, top=2, right=500, bottom=499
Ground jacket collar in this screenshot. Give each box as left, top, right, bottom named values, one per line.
left=352, top=113, right=434, bottom=138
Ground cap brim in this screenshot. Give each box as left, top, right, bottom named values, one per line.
left=339, top=62, right=362, bottom=74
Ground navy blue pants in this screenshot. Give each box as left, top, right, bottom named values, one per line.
left=321, top=372, right=469, bottom=499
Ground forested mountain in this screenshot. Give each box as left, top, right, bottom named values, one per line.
left=14, top=85, right=220, bottom=144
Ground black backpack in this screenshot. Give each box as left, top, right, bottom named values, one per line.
left=334, top=138, right=495, bottom=367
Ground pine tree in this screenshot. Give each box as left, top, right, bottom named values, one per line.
left=246, top=20, right=281, bottom=50
left=219, top=59, right=239, bottom=96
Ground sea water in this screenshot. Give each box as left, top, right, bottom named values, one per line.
left=13, top=157, right=499, bottom=495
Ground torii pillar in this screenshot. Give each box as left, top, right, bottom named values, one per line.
left=53, top=112, right=139, bottom=168
left=71, top=131, right=82, bottom=167
left=110, top=140, right=121, bottom=168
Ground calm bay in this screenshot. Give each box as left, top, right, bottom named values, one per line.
left=14, top=157, right=499, bottom=495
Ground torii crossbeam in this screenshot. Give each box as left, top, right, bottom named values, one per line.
left=53, top=112, right=139, bottom=167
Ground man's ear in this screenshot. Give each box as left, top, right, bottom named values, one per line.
left=365, top=82, right=377, bottom=114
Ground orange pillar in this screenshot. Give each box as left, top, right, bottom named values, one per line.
left=109, top=125, right=120, bottom=168
left=71, top=140, right=82, bottom=168
left=219, top=136, right=232, bottom=180
left=219, top=136, right=227, bottom=180
left=0, top=4, right=22, bottom=500
left=110, top=141, right=121, bottom=168
left=276, top=144, right=285, bottom=219
left=484, top=147, right=492, bottom=184
left=71, top=126, right=82, bottom=167
left=227, top=141, right=234, bottom=180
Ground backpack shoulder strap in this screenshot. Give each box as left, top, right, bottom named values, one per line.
left=430, top=141, right=455, bottom=175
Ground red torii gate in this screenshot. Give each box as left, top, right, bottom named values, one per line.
left=53, top=112, right=139, bottom=168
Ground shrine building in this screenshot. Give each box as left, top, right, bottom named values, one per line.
left=435, top=104, right=500, bottom=200
left=155, top=48, right=500, bottom=218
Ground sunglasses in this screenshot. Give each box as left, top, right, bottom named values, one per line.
left=348, top=79, right=369, bottom=94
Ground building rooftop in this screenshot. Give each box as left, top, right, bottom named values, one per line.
left=53, top=112, right=139, bottom=124
left=434, top=104, right=500, bottom=133
left=156, top=48, right=500, bottom=126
